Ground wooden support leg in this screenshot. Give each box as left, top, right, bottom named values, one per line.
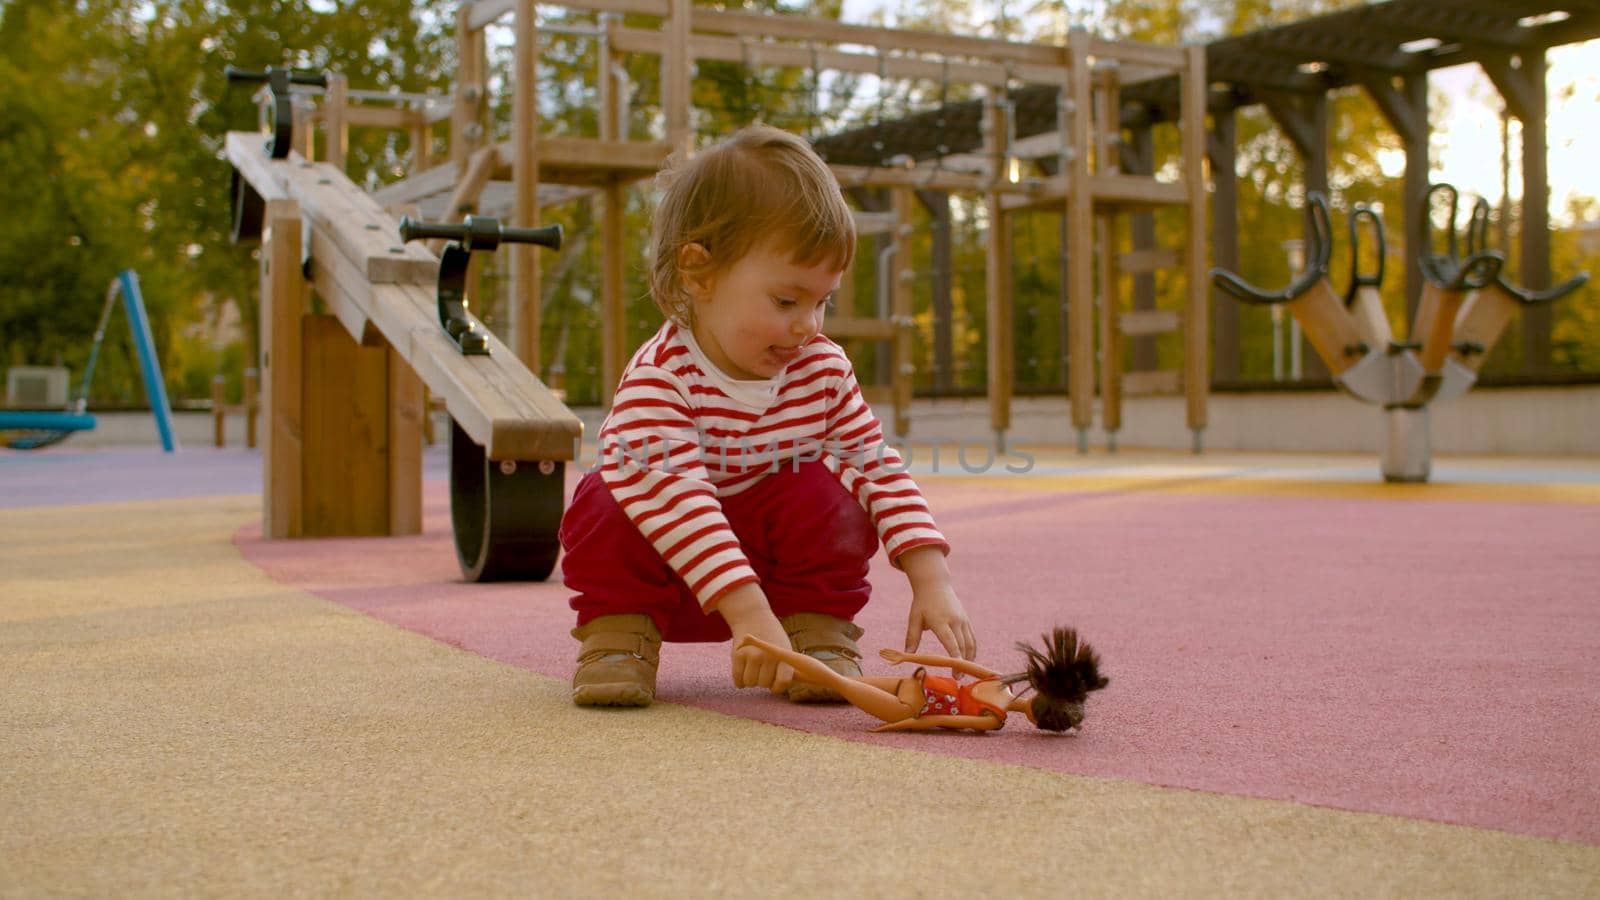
left=301, top=315, right=392, bottom=537
left=261, top=200, right=306, bottom=539
left=388, top=347, right=424, bottom=535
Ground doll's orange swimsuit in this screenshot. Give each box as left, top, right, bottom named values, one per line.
left=914, top=669, right=1008, bottom=722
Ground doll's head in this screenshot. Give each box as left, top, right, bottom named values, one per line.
left=648, top=124, right=856, bottom=328
left=1003, top=627, right=1109, bottom=732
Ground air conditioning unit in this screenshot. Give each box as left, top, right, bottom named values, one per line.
left=5, top=366, right=71, bottom=408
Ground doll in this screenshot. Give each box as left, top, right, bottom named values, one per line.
left=739, top=626, right=1108, bottom=733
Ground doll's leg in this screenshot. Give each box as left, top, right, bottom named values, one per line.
left=740, top=637, right=915, bottom=723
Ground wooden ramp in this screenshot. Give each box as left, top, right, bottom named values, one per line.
left=226, top=130, right=581, bottom=580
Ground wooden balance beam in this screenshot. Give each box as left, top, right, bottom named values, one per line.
left=226, top=130, right=582, bottom=581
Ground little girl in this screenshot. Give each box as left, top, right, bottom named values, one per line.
left=558, top=124, right=974, bottom=707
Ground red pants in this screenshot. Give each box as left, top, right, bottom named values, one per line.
left=559, top=461, right=877, bottom=642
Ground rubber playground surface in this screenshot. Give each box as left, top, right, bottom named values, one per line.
left=4, top=444, right=1600, bottom=896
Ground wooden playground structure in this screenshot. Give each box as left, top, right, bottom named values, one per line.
left=275, top=0, right=1211, bottom=452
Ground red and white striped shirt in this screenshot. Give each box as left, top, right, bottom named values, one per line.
left=597, top=322, right=948, bottom=609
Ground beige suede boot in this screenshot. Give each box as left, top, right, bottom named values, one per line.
left=780, top=612, right=864, bottom=703
left=571, top=614, right=662, bottom=708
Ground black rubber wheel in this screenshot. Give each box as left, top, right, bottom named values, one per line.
left=449, top=418, right=564, bottom=582
left=231, top=167, right=264, bottom=243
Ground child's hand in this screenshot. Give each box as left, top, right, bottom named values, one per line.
left=716, top=585, right=794, bottom=694
left=898, top=546, right=976, bottom=660
left=879, top=648, right=909, bottom=665
left=905, top=582, right=976, bottom=659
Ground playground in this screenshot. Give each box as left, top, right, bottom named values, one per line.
left=5, top=0, right=1600, bottom=894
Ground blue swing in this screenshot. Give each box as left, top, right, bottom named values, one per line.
left=1, top=270, right=178, bottom=452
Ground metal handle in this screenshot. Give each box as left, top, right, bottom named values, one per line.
left=399, top=215, right=562, bottom=253
left=224, top=64, right=328, bottom=160
left=1345, top=203, right=1386, bottom=302
left=1418, top=182, right=1503, bottom=290
left=1210, top=192, right=1332, bottom=305
left=224, top=65, right=328, bottom=87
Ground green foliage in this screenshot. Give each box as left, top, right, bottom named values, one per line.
left=0, top=0, right=454, bottom=409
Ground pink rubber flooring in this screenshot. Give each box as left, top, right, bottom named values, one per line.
left=235, top=475, right=1600, bottom=845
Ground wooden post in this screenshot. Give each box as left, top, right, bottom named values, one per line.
left=325, top=72, right=348, bottom=173
left=1516, top=49, right=1551, bottom=371
left=891, top=186, right=915, bottom=438
left=511, top=0, right=542, bottom=369
left=1094, top=62, right=1122, bottom=444
left=1067, top=28, right=1095, bottom=451
left=1208, top=109, right=1240, bottom=383
left=452, top=4, right=486, bottom=167
left=1181, top=44, right=1210, bottom=449
left=300, top=316, right=391, bottom=537
left=599, top=17, right=628, bottom=407
left=984, top=90, right=1013, bottom=446
left=260, top=199, right=306, bottom=538
left=212, top=374, right=226, bottom=448
left=244, top=367, right=259, bottom=449
left=664, top=0, right=693, bottom=155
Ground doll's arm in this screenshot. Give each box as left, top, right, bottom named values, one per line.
left=871, top=714, right=1002, bottom=733
left=879, top=648, right=1000, bottom=680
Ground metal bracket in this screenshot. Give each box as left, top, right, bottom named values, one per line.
left=398, top=214, right=562, bottom=357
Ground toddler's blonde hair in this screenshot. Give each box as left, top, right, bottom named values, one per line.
left=649, top=124, right=856, bottom=324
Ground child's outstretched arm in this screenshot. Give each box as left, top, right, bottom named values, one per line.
left=879, top=647, right=1000, bottom=680
left=899, top=545, right=977, bottom=660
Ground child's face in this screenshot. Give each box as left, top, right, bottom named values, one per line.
left=687, top=240, right=843, bottom=381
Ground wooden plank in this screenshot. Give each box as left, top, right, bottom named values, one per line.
left=338, top=105, right=425, bottom=130
left=1092, top=173, right=1189, bottom=207
left=260, top=199, right=305, bottom=539
left=231, top=139, right=440, bottom=286
left=1086, top=35, right=1185, bottom=71
left=693, top=9, right=1065, bottom=67
left=300, top=315, right=391, bottom=537
left=826, top=317, right=897, bottom=340
left=852, top=210, right=898, bottom=236
left=225, top=131, right=291, bottom=202
left=1122, top=369, right=1180, bottom=395
left=388, top=284, right=582, bottom=461
left=1119, top=309, right=1181, bottom=337
left=372, top=158, right=460, bottom=208
left=609, top=25, right=1068, bottom=88
left=291, top=162, right=438, bottom=284
left=307, top=232, right=580, bottom=461
left=1117, top=247, right=1179, bottom=274
left=470, top=0, right=661, bottom=30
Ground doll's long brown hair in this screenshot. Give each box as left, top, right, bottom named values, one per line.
left=1000, top=627, right=1109, bottom=732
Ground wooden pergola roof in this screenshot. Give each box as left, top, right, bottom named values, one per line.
left=811, top=0, right=1600, bottom=167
